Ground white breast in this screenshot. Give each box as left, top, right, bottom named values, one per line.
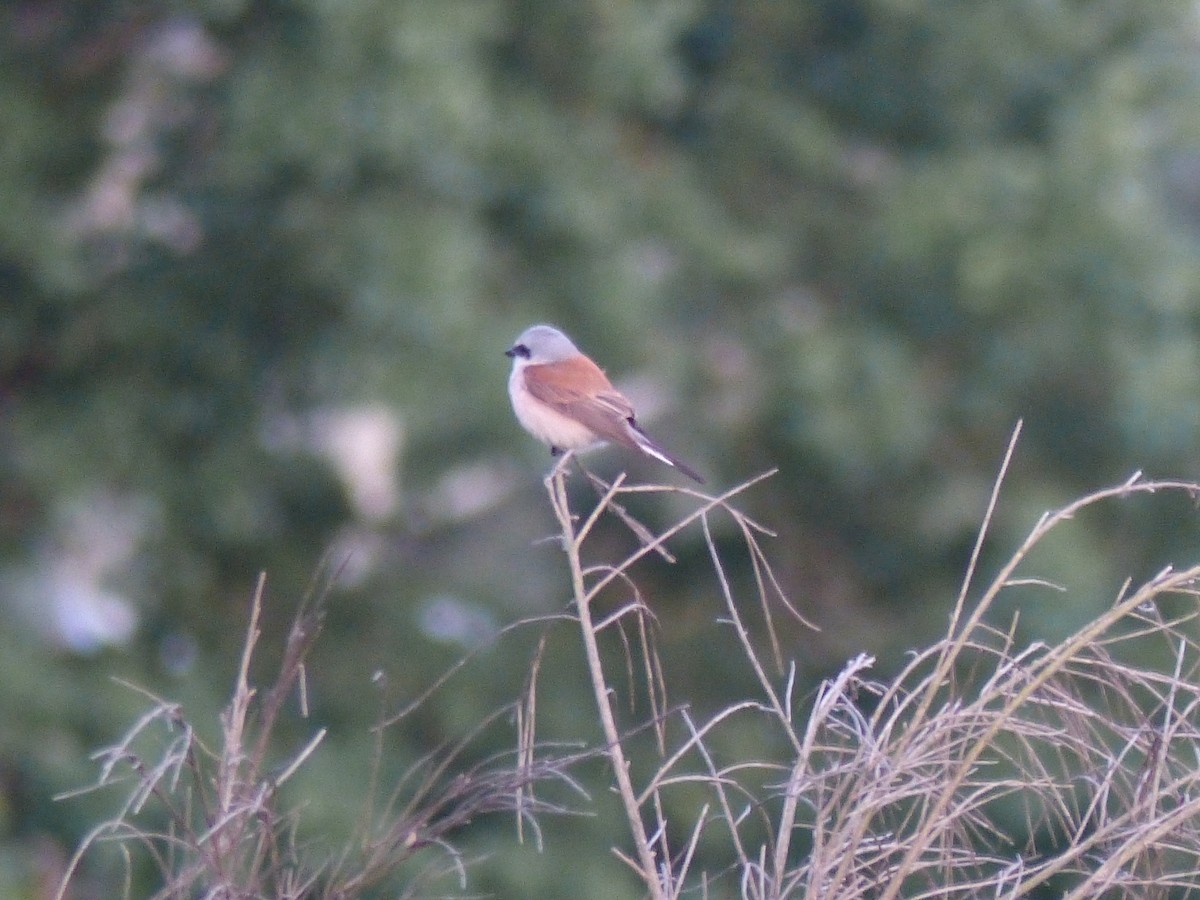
left=508, top=366, right=599, bottom=450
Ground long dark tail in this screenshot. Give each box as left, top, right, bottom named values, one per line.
left=627, top=420, right=705, bottom=484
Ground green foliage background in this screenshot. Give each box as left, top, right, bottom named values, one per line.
left=4, top=0, right=1200, bottom=896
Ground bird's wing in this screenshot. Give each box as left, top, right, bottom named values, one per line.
left=524, top=356, right=706, bottom=482
left=522, top=357, right=637, bottom=445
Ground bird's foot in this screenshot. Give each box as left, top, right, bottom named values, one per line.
left=546, top=448, right=575, bottom=483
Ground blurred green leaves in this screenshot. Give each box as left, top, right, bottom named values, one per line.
left=5, top=0, right=1200, bottom=896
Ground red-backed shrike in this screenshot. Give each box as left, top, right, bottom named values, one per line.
left=506, top=324, right=704, bottom=483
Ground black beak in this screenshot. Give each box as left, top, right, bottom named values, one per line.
left=504, top=347, right=517, bottom=358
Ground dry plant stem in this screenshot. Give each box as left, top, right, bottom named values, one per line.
left=543, top=466, right=795, bottom=898
left=874, top=421, right=1025, bottom=770
left=515, top=633, right=547, bottom=846
left=216, top=572, right=264, bottom=838
left=56, top=566, right=599, bottom=900
left=546, top=467, right=668, bottom=900
left=873, top=476, right=1200, bottom=900
left=577, top=460, right=676, bottom=563
left=904, top=465, right=1200, bottom=748
left=539, top=453, right=1200, bottom=897
left=702, top=514, right=801, bottom=758
left=575, top=470, right=778, bottom=603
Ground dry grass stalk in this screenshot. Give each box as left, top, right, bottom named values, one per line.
left=58, top=429, right=1200, bottom=899
left=545, top=458, right=810, bottom=900
left=56, top=572, right=590, bottom=899
left=547, top=437, right=1200, bottom=899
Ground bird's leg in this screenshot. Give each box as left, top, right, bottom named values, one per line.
left=546, top=448, right=575, bottom=483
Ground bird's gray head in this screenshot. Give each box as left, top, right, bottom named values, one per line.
left=505, top=324, right=581, bottom=365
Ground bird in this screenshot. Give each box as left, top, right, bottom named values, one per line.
left=506, top=324, right=704, bottom=483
